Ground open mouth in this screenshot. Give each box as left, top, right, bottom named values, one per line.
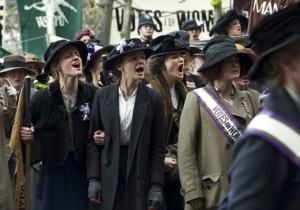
left=178, top=64, right=184, bottom=73
left=136, top=67, right=144, bottom=73
left=72, top=63, right=81, bottom=68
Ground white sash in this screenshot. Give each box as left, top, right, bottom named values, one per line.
left=246, top=112, right=300, bottom=162
left=193, top=88, right=242, bottom=144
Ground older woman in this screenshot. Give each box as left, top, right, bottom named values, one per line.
left=21, top=40, right=98, bottom=210
left=87, top=38, right=165, bottom=210
left=147, top=34, right=187, bottom=210
left=178, top=35, right=259, bottom=210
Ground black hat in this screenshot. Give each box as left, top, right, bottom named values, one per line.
left=0, top=55, right=35, bottom=75
left=150, top=35, right=187, bottom=57
left=209, top=9, right=248, bottom=37
left=44, top=40, right=88, bottom=74
left=197, top=35, right=253, bottom=72
left=167, top=30, right=202, bottom=55
left=85, top=41, right=115, bottom=71
left=181, top=19, right=203, bottom=31
left=104, top=38, right=153, bottom=70
left=249, top=2, right=300, bottom=80
left=138, top=14, right=155, bottom=32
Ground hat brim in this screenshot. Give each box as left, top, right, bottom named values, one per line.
left=189, top=47, right=202, bottom=55
left=150, top=49, right=187, bottom=58
left=197, top=50, right=253, bottom=73
left=0, top=67, right=36, bottom=75
left=84, top=45, right=115, bottom=72
left=26, top=61, right=45, bottom=74
left=249, top=36, right=300, bottom=80
left=209, top=15, right=248, bottom=36
left=104, top=48, right=153, bottom=70
left=44, top=40, right=88, bottom=75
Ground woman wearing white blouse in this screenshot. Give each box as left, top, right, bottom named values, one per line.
left=87, top=38, right=165, bottom=210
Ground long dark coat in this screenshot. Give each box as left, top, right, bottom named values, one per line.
left=87, top=82, right=165, bottom=210
left=220, top=87, right=300, bottom=210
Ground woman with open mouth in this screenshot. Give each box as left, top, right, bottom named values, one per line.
left=147, top=34, right=188, bottom=210
left=177, top=35, right=259, bottom=210
left=87, top=38, right=165, bottom=210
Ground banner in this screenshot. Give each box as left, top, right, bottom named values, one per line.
left=16, top=0, right=82, bottom=60
left=247, top=0, right=299, bottom=33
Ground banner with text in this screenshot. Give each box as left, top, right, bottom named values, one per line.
left=16, top=0, right=81, bottom=60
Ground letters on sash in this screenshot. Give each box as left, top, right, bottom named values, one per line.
left=246, top=110, right=300, bottom=168
left=192, top=87, right=243, bottom=144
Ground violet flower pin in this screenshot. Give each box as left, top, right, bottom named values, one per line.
left=80, top=103, right=90, bottom=121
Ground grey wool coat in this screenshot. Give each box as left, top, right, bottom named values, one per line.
left=86, top=83, right=165, bottom=210
left=178, top=84, right=259, bottom=210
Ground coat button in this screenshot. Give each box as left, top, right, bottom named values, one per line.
left=225, top=144, right=231, bottom=149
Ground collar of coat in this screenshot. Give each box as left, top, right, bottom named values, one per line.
left=149, top=73, right=188, bottom=144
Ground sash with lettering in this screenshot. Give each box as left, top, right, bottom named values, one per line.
left=192, top=87, right=243, bottom=144
left=246, top=110, right=300, bottom=168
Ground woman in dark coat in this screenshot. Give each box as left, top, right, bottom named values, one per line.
left=21, top=40, right=98, bottom=210
left=87, top=38, right=165, bottom=210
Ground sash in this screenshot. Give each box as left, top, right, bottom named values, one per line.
left=246, top=110, right=300, bottom=168
left=192, top=87, right=243, bottom=144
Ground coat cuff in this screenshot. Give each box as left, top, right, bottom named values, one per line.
left=181, top=182, right=204, bottom=203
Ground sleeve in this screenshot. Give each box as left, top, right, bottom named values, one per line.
left=149, top=92, right=165, bottom=186
left=178, top=92, right=204, bottom=203
left=86, top=89, right=103, bottom=180
left=226, top=135, right=290, bottom=210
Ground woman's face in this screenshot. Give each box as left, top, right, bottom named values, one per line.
left=219, top=55, right=241, bottom=82
left=56, top=45, right=83, bottom=79
left=164, top=53, right=184, bottom=80
left=91, top=52, right=109, bottom=74
left=118, top=50, right=146, bottom=81
left=226, top=18, right=242, bottom=36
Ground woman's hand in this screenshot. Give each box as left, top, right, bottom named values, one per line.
left=94, top=130, right=105, bottom=145
left=20, top=126, right=34, bottom=142
left=164, top=156, right=177, bottom=173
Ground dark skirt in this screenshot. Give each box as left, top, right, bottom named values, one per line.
left=42, top=152, right=88, bottom=210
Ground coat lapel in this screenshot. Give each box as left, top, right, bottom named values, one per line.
left=127, top=83, right=148, bottom=179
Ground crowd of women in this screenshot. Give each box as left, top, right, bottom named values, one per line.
left=1, top=2, right=300, bottom=210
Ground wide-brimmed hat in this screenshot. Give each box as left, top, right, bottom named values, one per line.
left=44, top=40, right=88, bottom=74
left=24, top=53, right=45, bottom=74
left=85, top=42, right=115, bottom=71
left=181, top=19, right=203, bottom=31
left=197, top=35, right=253, bottom=73
left=150, top=35, right=187, bottom=58
left=104, top=38, right=153, bottom=70
left=138, top=13, right=155, bottom=33
left=167, top=30, right=203, bottom=56
left=73, top=28, right=95, bottom=40
left=0, top=55, right=35, bottom=75
left=209, top=9, right=248, bottom=37
left=248, top=2, right=300, bottom=80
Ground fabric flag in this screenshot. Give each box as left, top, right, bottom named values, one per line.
left=247, top=0, right=299, bottom=33
left=9, top=85, right=26, bottom=210
left=16, top=0, right=82, bottom=60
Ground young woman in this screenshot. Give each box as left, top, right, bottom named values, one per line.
left=20, top=40, right=98, bottom=210
left=147, top=35, right=188, bottom=210
left=178, top=35, right=259, bottom=210
left=87, top=38, right=165, bottom=210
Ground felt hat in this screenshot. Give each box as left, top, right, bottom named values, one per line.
left=197, top=35, right=253, bottom=73
left=167, top=30, right=202, bottom=55
left=104, top=38, right=153, bottom=70
left=248, top=2, right=300, bottom=80
left=0, top=55, right=35, bottom=75
left=150, top=35, right=187, bottom=58
left=181, top=19, right=203, bottom=31
left=43, top=40, right=88, bottom=74
left=209, top=9, right=248, bottom=37
left=73, top=28, right=95, bottom=40
left=24, top=53, right=45, bottom=75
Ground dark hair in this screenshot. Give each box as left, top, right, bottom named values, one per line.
left=148, top=55, right=165, bottom=75
left=201, top=64, right=221, bottom=84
